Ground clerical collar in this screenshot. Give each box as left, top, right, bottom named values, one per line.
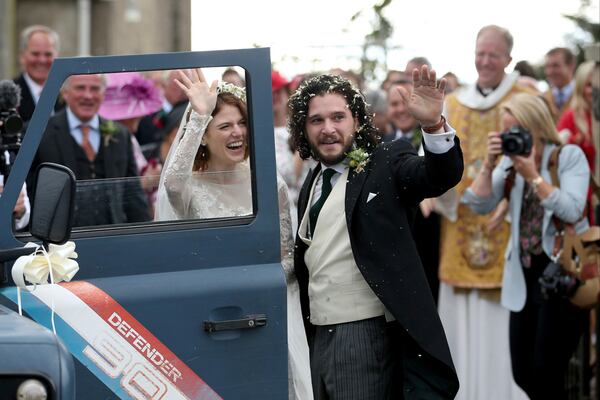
left=476, top=84, right=499, bottom=97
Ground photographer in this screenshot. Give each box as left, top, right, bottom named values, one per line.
left=463, top=93, right=589, bottom=399
left=0, top=80, right=29, bottom=230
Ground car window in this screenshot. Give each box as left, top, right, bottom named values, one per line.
left=13, top=66, right=255, bottom=234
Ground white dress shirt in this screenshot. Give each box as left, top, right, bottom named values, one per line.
left=23, top=73, right=44, bottom=104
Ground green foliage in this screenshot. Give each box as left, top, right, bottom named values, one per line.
left=352, top=0, right=395, bottom=82
left=562, top=0, right=600, bottom=64
left=563, top=14, right=600, bottom=42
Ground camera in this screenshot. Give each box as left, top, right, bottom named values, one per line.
left=0, top=109, right=23, bottom=141
left=0, top=80, right=24, bottom=177
left=501, top=125, right=532, bottom=156
left=539, top=261, right=580, bottom=300
left=0, top=109, right=23, bottom=178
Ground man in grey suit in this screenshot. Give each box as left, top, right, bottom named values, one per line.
left=289, top=66, right=463, bottom=399
left=28, top=74, right=149, bottom=227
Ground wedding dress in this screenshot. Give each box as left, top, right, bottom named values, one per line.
left=156, top=105, right=313, bottom=400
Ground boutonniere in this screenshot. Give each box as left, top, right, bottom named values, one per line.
left=100, top=120, right=119, bottom=147
left=346, top=147, right=370, bottom=173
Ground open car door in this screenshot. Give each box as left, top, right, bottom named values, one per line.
left=0, top=49, right=287, bottom=399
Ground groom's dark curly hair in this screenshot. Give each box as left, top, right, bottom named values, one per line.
left=287, top=74, right=380, bottom=160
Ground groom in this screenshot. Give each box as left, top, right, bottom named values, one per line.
left=289, top=66, right=462, bottom=399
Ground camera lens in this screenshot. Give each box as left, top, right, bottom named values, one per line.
left=503, top=138, right=522, bottom=155
left=501, top=125, right=533, bottom=156
left=4, top=114, right=23, bottom=135
left=505, top=140, right=517, bottom=152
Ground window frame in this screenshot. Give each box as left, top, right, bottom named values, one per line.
left=0, top=49, right=281, bottom=275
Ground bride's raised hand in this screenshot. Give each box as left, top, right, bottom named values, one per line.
left=174, top=68, right=218, bottom=116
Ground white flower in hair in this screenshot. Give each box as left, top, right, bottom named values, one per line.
left=217, top=81, right=246, bottom=103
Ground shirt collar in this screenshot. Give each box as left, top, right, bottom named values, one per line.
left=394, top=127, right=416, bottom=141
left=319, top=161, right=346, bottom=175
left=162, top=99, right=173, bottom=113
left=66, top=107, right=100, bottom=131
left=552, top=80, right=575, bottom=99
left=23, top=73, right=45, bottom=103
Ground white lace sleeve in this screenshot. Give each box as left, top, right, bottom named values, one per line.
left=163, top=110, right=213, bottom=218
left=277, top=174, right=297, bottom=284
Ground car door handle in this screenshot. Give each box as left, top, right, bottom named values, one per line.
left=203, top=314, right=267, bottom=332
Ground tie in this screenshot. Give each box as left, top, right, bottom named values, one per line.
left=80, top=124, right=96, bottom=162
left=309, top=168, right=336, bottom=236
left=556, top=89, right=565, bottom=109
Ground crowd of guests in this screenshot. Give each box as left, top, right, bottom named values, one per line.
left=2, top=22, right=599, bottom=399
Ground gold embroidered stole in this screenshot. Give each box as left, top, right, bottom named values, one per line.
left=439, top=84, right=533, bottom=288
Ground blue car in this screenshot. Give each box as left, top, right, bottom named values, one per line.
left=0, top=49, right=288, bottom=399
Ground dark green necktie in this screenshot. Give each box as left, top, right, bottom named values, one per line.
left=309, top=168, right=336, bottom=236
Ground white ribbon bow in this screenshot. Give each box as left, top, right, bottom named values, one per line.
left=11, top=241, right=79, bottom=333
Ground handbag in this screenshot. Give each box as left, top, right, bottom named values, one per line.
left=548, top=146, right=600, bottom=309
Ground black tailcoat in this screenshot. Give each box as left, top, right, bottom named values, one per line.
left=294, top=137, right=463, bottom=398
left=13, top=74, right=64, bottom=123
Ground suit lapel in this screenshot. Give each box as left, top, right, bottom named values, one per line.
left=51, top=112, right=77, bottom=172
left=100, top=118, right=117, bottom=178
left=298, top=164, right=321, bottom=220
left=20, top=76, right=35, bottom=108
left=16, top=75, right=35, bottom=120
left=345, top=166, right=368, bottom=232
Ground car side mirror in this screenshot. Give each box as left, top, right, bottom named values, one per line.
left=30, top=163, right=76, bottom=245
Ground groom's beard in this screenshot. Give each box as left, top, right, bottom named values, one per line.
left=310, top=139, right=354, bottom=166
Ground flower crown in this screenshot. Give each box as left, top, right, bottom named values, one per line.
left=217, top=81, right=246, bottom=103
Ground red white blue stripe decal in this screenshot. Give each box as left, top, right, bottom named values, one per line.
left=1, top=281, right=222, bottom=400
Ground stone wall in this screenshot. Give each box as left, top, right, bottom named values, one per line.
left=0, top=0, right=190, bottom=79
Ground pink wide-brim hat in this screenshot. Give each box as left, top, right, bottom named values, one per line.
left=99, top=72, right=163, bottom=120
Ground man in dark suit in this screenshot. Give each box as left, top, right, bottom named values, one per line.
left=288, top=66, right=463, bottom=399
left=13, top=25, right=64, bottom=124
left=28, top=74, right=150, bottom=227
left=543, top=47, right=576, bottom=122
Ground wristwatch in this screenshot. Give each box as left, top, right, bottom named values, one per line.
left=530, top=176, right=543, bottom=191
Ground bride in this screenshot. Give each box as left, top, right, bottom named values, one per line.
left=155, top=69, right=313, bottom=400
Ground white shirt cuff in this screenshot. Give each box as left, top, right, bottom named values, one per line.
left=14, top=185, right=30, bottom=230
left=421, top=123, right=456, bottom=154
